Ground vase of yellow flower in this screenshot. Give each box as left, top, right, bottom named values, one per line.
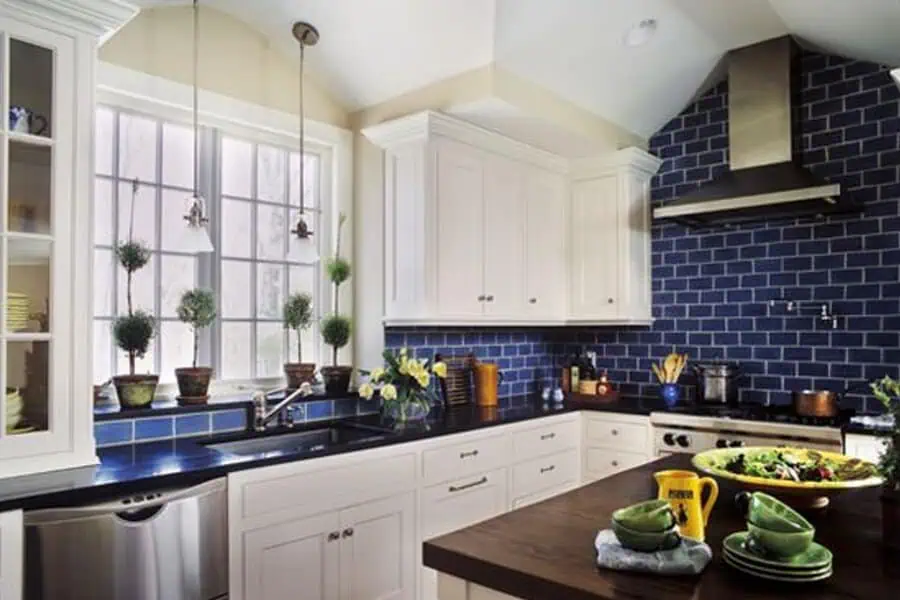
left=359, top=348, right=447, bottom=425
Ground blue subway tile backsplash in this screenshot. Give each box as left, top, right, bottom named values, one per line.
left=385, top=49, right=899, bottom=413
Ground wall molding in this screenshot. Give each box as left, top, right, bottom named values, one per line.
left=1, top=0, right=138, bottom=40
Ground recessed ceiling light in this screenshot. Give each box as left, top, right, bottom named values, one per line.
left=624, top=19, right=657, bottom=47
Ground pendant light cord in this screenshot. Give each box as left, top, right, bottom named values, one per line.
left=192, top=0, right=200, bottom=200
left=298, top=37, right=306, bottom=216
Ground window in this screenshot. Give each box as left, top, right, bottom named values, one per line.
left=93, top=106, right=327, bottom=385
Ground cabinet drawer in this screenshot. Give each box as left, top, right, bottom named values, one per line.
left=584, top=448, right=648, bottom=481
left=512, top=418, right=577, bottom=461
left=584, top=416, right=648, bottom=452
left=421, top=469, right=508, bottom=539
left=422, top=433, right=508, bottom=484
left=512, top=449, right=578, bottom=499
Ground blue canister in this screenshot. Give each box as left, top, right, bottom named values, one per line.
left=660, top=383, right=681, bottom=408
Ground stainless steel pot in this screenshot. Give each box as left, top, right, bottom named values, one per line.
left=692, top=362, right=742, bottom=405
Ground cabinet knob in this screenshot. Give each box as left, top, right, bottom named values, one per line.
left=342, top=528, right=354, bottom=538
left=327, top=531, right=340, bottom=542
left=611, top=429, right=619, bottom=436
left=486, top=295, right=494, bottom=302
left=529, top=298, right=537, bottom=304
left=477, top=295, right=486, bottom=301
left=608, top=298, right=615, bottom=304
left=611, top=460, right=619, bottom=467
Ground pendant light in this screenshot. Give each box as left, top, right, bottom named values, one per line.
left=289, top=21, right=319, bottom=264
left=181, top=0, right=214, bottom=254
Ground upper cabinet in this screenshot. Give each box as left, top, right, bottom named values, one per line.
left=0, top=1, right=137, bottom=478
left=569, top=149, right=661, bottom=324
left=364, top=111, right=659, bottom=327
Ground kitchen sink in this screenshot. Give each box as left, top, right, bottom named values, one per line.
left=204, top=423, right=394, bottom=457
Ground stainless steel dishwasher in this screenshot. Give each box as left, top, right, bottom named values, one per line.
left=24, top=477, right=228, bottom=600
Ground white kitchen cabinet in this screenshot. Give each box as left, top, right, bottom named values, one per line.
left=243, top=511, right=341, bottom=600
left=365, top=111, right=569, bottom=326
left=569, top=148, right=661, bottom=324
left=845, top=433, right=885, bottom=463
left=0, top=1, right=135, bottom=479
left=0, top=510, right=23, bottom=600
left=582, top=412, right=654, bottom=482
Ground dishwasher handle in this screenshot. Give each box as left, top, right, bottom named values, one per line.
left=24, top=477, right=226, bottom=525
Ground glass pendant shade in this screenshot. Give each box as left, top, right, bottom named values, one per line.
left=291, top=230, right=319, bottom=264
left=181, top=194, right=214, bottom=253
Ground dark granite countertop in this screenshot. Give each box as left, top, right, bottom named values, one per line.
left=6, top=396, right=656, bottom=512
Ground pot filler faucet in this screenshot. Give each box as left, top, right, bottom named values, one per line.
left=252, top=382, right=313, bottom=431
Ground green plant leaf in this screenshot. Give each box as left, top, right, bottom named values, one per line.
left=113, top=310, right=156, bottom=356
left=283, top=292, right=314, bottom=330
left=321, top=314, right=351, bottom=349
left=176, top=288, right=216, bottom=329
left=115, top=240, right=151, bottom=274
left=326, top=257, right=351, bottom=286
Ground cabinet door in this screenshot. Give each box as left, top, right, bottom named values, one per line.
left=339, top=493, right=415, bottom=600
left=242, top=511, right=341, bottom=600
left=524, top=169, right=567, bottom=319
left=0, top=21, right=78, bottom=463
left=482, top=155, right=525, bottom=319
left=845, top=434, right=884, bottom=463
left=569, top=176, right=619, bottom=319
left=434, top=139, right=485, bottom=319
left=0, top=510, right=23, bottom=600
left=420, top=470, right=508, bottom=600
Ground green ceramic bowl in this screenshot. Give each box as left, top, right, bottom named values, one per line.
left=611, top=500, right=676, bottom=533
left=747, top=522, right=815, bottom=558
left=611, top=519, right=681, bottom=553
left=739, top=492, right=814, bottom=533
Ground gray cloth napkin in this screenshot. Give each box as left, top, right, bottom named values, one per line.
left=594, top=529, right=713, bottom=575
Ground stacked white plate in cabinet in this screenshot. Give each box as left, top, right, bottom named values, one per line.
left=7, top=292, right=30, bottom=331
left=6, top=387, right=22, bottom=431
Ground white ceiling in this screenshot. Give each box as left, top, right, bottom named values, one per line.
left=133, top=0, right=900, bottom=139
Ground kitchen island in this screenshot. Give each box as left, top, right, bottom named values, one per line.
left=424, top=454, right=898, bottom=600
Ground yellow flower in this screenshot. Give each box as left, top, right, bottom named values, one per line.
left=416, top=371, right=430, bottom=388
left=399, top=356, right=409, bottom=375
left=399, top=347, right=408, bottom=357
left=381, top=383, right=398, bottom=401
left=358, top=382, right=375, bottom=400
left=432, top=361, right=447, bottom=378
left=370, top=367, right=385, bottom=383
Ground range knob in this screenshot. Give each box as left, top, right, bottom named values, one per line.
left=663, top=433, right=676, bottom=446
left=729, top=440, right=744, bottom=448
left=675, top=434, right=690, bottom=448
left=716, top=439, right=728, bottom=448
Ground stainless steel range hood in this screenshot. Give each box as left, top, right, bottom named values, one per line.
left=654, top=36, right=859, bottom=227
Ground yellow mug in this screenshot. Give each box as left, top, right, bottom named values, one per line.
left=654, top=470, right=719, bottom=541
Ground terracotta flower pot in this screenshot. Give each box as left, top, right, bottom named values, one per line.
left=284, top=363, right=316, bottom=389
left=175, top=367, right=213, bottom=404
left=113, top=374, right=159, bottom=409
left=883, top=487, right=900, bottom=551
left=320, top=366, right=353, bottom=396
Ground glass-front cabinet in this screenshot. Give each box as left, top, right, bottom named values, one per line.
left=0, top=2, right=137, bottom=478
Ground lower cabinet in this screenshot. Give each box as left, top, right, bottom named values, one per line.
left=0, top=510, right=23, bottom=600
left=845, top=433, right=885, bottom=463
left=582, top=412, right=653, bottom=482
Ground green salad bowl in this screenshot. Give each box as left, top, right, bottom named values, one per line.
left=747, top=521, right=815, bottom=558
left=611, top=519, right=681, bottom=553
left=737, top=491, right=814, bottom=533
left=611, top=499, right=676, bottom=533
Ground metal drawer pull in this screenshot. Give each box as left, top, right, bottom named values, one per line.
left=342, top=528, right=354, bottom=538
left=611, top=429, right=619, bottom=436
left=540, top=465, right=555, bottom=474
left=477, top=295, right=486, bottom=301
left=327, top=531, right=340, bottom=542
left=540, top=432, right=556, bottom=440
left=529, top=298, right=537, bottom=304
left=449, top=476, right=488, bottom=493
left=459, top=449, right=479, bottom=459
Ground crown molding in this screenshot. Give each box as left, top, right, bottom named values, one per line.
left=1, top=0, right=138, bottom=40
left=363, top=110, right=569, bottom=174
left=570, top=147, right=662, bottom=180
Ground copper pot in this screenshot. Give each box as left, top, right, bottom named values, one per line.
left=792, top=389, right=839, bottom=418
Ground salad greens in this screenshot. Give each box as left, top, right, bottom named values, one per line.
left=719, top=449, right=876, bottom=483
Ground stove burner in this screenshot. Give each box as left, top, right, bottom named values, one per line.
left=666, top=403, right=854, bottom=427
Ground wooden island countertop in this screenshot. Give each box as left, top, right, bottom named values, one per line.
left=423, top=454, right=899, bottom=600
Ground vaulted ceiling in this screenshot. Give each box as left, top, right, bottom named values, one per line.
left=132, top=0, right=900, bottom=139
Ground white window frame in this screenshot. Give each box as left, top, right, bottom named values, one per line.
left=93, top=62, right=353, bottom=396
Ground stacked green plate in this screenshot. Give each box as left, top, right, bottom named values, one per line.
left=7, top=292, right=30, bottom=332
left=723, top=532, right=833, bottom=583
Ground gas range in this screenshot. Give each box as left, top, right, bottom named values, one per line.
left=650, top=404, right=845, bottom=457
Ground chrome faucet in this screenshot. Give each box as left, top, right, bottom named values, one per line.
left=252, top=383, right=313, bottom=432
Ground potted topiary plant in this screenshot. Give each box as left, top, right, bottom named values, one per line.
left=872, top=376, right=900, bottom=551
left=175, top=288, right=216, bottom=404
left=283, top=292, right=315, bottom=389
left=320, top=212, right=353, bottom=395
left=112, top=238, right=158, bottom=408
